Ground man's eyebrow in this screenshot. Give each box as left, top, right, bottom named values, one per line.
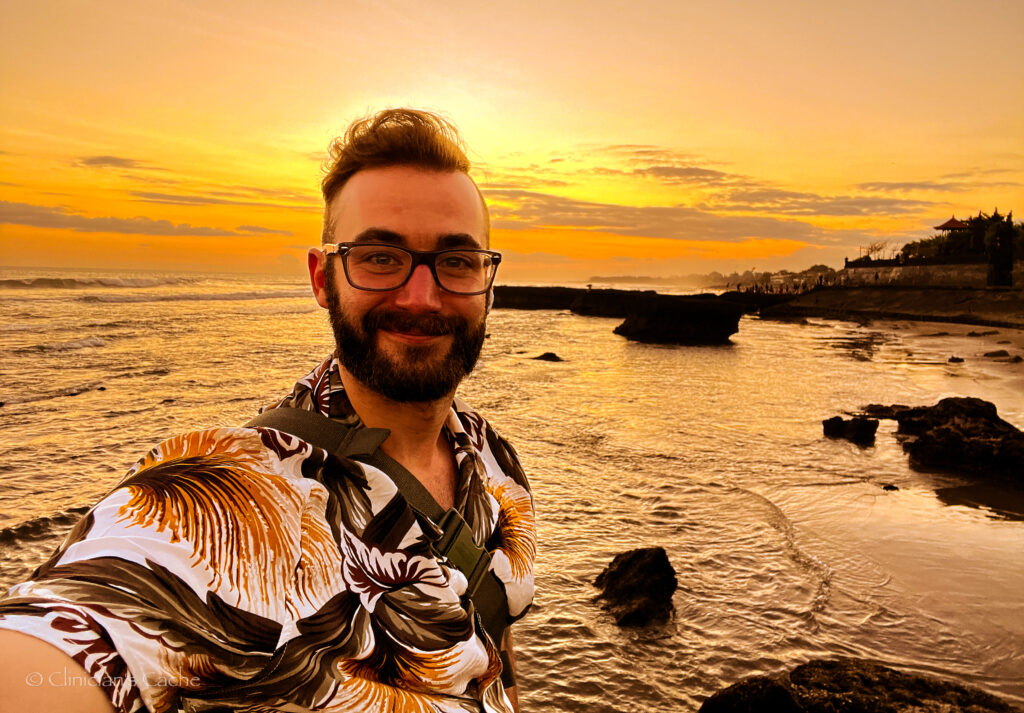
left=351, top=228, right=405, bottom=244
left=437, top=233, right=481, bottom=249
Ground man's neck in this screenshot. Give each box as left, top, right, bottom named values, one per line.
left=338, top=366, right=457, bottom=504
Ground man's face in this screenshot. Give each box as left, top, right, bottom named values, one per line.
left=313, top=166, right=490, bottom=403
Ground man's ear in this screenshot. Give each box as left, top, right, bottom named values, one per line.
left=308, top=248, right=330, bottom=309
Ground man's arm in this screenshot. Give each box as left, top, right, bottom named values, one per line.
left=501, top=627, right=519, bottom=712
left=0, top=629, right=115, bottom=713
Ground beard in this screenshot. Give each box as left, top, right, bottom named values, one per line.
left=325, top=274, right=486, bottom=404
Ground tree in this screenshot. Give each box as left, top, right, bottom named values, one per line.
left=863, top=239, right=891, bottom=260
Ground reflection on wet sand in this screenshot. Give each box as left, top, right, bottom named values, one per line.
left=932, top=481, right=1024, bottom=522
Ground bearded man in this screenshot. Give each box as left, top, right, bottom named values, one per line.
left=0, top=109, right=536, bottom=713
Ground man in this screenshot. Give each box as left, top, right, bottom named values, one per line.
left=0, top=109, right=536, bottom=713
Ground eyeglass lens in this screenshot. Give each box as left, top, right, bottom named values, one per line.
left=344, top=245, right=496, bottom=294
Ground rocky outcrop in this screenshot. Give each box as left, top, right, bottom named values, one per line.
left=822, top=416, right=878, bottom=445
left=493, top=287, right=748, bottom=344
left=570, top=288, right=660, bottom=317
left=612, top=294, right=744, bottom=345
left=531, top=352, right=564, bottom=362
left=699, top=658, right=1019, bottom=713
left=594, top=547, right=677, bottom=627
left=492, top=286, right=582, bottom=310
left=717, top=290, right=795, bottom=314
left=861, top=397, right=1024, bottom=482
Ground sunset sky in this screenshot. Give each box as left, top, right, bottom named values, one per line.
left=2, top=0, right=1022, bottom=283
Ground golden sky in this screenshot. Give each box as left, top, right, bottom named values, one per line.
left=2, top=0, right=1022, bottom=282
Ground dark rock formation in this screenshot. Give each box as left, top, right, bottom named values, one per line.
left=860, top=397, right=1024, bottom=481
left=612, top=294, right=744, bottom=345
left=594, top=546, right=677, bottom=627
left=968, top=330, right=1000, bottom=337
left=984, top=349, right=1010, bottom=358
left=948, top=356, right=964, bottom=363
left=570, top=288, right=659, bottom=317
left=822, top=416, right=878, bottom=446
left=532, top=352, right=564, bottom=362
left=699, top=658, right=1018, bottom=713
left=717, top=290, right=794, bottom=314
left=882, top=483, right=899, bottom=491
left=493, top=286, right=748, bottom=344
left=492, top=285, right=582, bottom=310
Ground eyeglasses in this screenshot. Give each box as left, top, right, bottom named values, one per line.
left=323, top=242, right=502, bottom=295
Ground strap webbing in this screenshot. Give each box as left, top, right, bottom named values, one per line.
left=245, top=407, right=514, bottom=685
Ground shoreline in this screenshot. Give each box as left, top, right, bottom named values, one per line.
left=758, top=286, right=1024, bottom=329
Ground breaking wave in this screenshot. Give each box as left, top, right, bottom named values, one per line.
left=78, top=289, right=310, bottom=303
left=0, top=276, right=201, bottom=289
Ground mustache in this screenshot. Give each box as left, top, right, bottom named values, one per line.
left=363, top=309, right=467, bottom=336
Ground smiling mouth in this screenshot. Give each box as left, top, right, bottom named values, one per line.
left=381, top=329, right=449, bottom=345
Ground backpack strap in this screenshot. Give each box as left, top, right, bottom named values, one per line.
left=244, top=407, right=515, bottom=685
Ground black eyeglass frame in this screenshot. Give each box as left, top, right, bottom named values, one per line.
left=323, top=242, right=502, bottom=296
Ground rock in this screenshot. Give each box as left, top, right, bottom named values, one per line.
left=968, top=330, right=1000, bottom=337
left=492, top=285, right=583, bottom=310
left=612, top=294, right=744, bottom=345
left=571, top=288, right=658, bottom=318
left=924, top=331, right=950, bottom=337
left=717, top=290, right=795, bottom=314
left=862, top=403, right=911, bottom=419
left=822, top=416, right=878, bottom=446
left=532, top=352, right=564, bottom=362
left=699, top=658, right=1018, bottom=713
left=594, top=546, right=677, bottom=627
left=97, top=386, right=106, bottom=391
left=1011, top=355, right=1024, bottom=363
left=948, top=356, right=964, bottom=363
left=984, top=349, right=1010, bottom=358
left=882, top=483, right=899, bottom=491
left=864, top=397, right=1024, bottom=481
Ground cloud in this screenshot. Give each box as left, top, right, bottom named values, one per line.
left=0, top=200, right=289, bottom=237
left=633, top=165, right=748, bottom=185
left=592, top=144, right=707, bottom=165
left=130, top=190, right=318, bottom=209
left=708, top=188, right=934, bottom=216
left=484, top=188, right=823, bottom=241
left=940, top=168, right=1018, bottom=180
left=75, top=155, right=161, bottom=170
left=857, top=175, right=1020, bottom=193
left=856, top=180, right=968, bottom=192
left=237, top=224, right=292, bottom=236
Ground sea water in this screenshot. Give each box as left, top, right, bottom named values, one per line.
left=1, top=268, right=1022, bottom=711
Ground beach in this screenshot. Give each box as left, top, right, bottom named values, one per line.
left=1, top=269, right=1023, bottom=711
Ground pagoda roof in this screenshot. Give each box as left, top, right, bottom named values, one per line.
left=934, top=216, right=969, bottom=230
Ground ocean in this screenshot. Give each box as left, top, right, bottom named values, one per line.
left=1, top=267, right=1022, bottom=711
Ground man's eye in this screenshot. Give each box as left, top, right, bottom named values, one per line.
left=357, top=251, right=401, bottom=266
left=439, top=254, right=478, bottom=270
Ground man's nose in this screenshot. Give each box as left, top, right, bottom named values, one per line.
left=393, top=264, right=444, bottom=311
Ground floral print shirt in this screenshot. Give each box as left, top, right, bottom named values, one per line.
left=0, top=356, right=536, bottom=713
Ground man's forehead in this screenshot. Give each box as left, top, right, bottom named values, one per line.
left=329, top=166, right=487, bottom=246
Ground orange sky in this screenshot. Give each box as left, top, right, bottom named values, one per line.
left=2, top=0, right=1022, bottom=283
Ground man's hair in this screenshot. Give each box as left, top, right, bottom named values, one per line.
left=320, top=108, right=486, bottom=243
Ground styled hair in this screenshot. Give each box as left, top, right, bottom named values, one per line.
left=320, top=108, right=486, bottom=243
